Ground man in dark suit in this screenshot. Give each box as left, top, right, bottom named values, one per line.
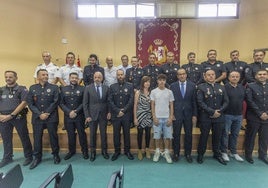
left=83, top=71, right=110, bottom=161
left=60, top=72, right=88, bottom=161
left=27, top=69, right=60, bottom=169
left=108, top=69, right=134, bottom=161
left=170, top=68, right=197, bottom=163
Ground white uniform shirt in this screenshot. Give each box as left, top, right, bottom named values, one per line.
left=33, top=62, right=59, bottom=83
left=56, top=64, right=83, bottom=85
left=104, top=66, right=118, bottom=87
left=117, top=65, right=132, bottom=75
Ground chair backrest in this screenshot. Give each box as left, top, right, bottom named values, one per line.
left=107, top=171, right=120, bottom=188
left=107, top=165, right=124, bottom=188
left=57, top=164, right=74, bottom=188
left=39, top=172, right=60, bottom=188
left=0, top=164, right=23, bottom=188
left=119, top=165, right=124, bottom=188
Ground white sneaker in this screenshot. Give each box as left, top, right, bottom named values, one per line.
left=153, top=150, right=161, bottom=162
left=222, top=153, right=230, bottom=162
left=230, top=153, right=244, bottom=162
left=163, top=150, right=173, bottom=164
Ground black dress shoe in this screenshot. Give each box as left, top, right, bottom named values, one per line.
left=258, top=156, right=268, bottom=165
left=90, top=152, right=96, bottom=162
left=83, top=152, right=89, bottom=159
left=0, top=158, right=13, bottom=168
left=102, top=151, right=110, bottom=159
left=29, top=159, right=41, bottom=170
left=23, top=157, right=33, bottom=166
left=125, top=152, right=134, bottom=160
left=111, top=152, right=120, bottom=161
left=185, top=155, right=193, bottom=163
left=213, top=155, right=227, bottom=165
left=245, top=155, right=254, bottom=164
left=54, top=155, right=61, bottom=164
left=173, top=154, right=179, bottom=162
left=64, top=152, right=75, bottom=160
left=197, top=155, right=203, bottom=164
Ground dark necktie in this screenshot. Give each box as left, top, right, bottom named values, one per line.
left=180, top=83, right=185, bottom=98
left=96, top=85, right=101, bottom=99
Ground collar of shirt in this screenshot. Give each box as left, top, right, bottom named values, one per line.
left=66, top=64, right=77, bottom=68
left=95, top=83, right=102, bottom=87
left=43, top=62, right=54, bottom=67
left=179, top=81, right=187, bottom=85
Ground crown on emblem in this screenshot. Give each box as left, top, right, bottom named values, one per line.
left=153, top=39, right=163, bottom=45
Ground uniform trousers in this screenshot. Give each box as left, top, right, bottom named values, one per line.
left=245, top=120, right=268, bottom=158
left=32, top=122, right=59, bottom=159
left=198, top=121, right=224, bottom=157
left=112, top=115, right=131, bottom=153
left=66, top=120, right=88, bottom=153
left=0, top=117, right=32, bottom=160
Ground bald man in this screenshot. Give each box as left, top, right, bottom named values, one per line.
left=104, top=56, right=118, bottom=87
left=83, top=71, right=110, bottom=161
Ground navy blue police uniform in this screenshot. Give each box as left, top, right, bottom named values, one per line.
left=27, top=82, right=60, bottom=163
left=60, top=84, right=88, bottom=158
left=0, top=84, right=32, bottom=167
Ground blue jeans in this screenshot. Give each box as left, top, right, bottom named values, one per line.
left=153, top=118, right=173, bottom=139
left=220, top=115, right=242, bottom=154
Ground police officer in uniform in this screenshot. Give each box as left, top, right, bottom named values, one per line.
left=161, top=51, right=180, bottom=86
left=245, top=69, right=268, bottom=164
left=109, top=69, right=134, bottom=161
left=56, top=52, right=83, bottom=86
left=196, top=69, right=229, bottom=165
left=60, top=72, right=89, bottom=160
left=0, top=71, right=33, bottom=168
left=27, top=69, right=61, bottom=169
left=143, top=53, right=162, bottom=89
left=201, top=49, right=226, bottom=83
left=182, top=52, right=203, bottom=85
left=224, top=50, right=248, bottom=85
left=245, top=50, right=268, bottom=83
left=125, top=56, right=143, bottom=92
left=83, top=54, right=105, bottom=86
left=125, top=56, right=143, bottom=128
left=33, top=51, right=59, bottom=84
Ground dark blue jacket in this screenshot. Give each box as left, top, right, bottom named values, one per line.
left=197, top=82, right=229, bottom=122
left=170, top=81, right=197, bottom=121
left=60, top=84, right=84, bottom=123
left=27, top=82, right=59, bottom=124
left=246, top=81, right=268, bottom=123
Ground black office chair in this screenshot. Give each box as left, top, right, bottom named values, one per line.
left=107, top=165, right=124, bottom=188
left=39, top=164, right=74, bottom=188
left=39, top=172, right=60, bottom=188
left=0, top=164, right=23, bottom=188
left=57, top=164, right=74, bottom=188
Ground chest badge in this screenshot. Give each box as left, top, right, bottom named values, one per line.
left=207, top=88, right=211, bottom=95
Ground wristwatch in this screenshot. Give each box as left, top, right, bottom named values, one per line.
left=10, top=114, right=16, bottom=118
